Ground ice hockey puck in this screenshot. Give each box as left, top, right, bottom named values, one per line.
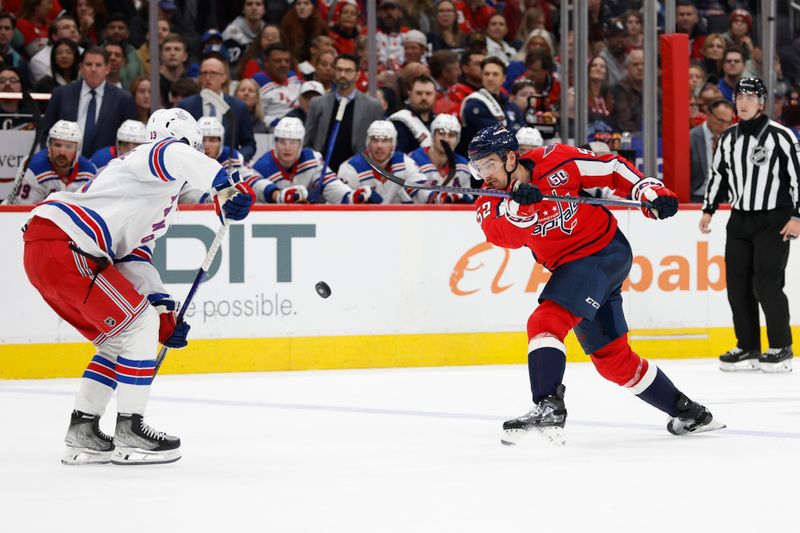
left=315, top=281, right=331, bottom=299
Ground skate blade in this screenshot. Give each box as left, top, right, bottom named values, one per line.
left=111, top=447, right=181, bottom=465
left=501, top=426, right=565, bottom=447
left=688, top=418, right=726, bottom=434
left=61, top=446, right=113, bottom=465
left=759, top=360, right=793, bottom=373
left=719, top=360, right=759, bottom=372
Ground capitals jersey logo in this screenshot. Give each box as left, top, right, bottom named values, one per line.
left=532, top=192, right=578, bottom=237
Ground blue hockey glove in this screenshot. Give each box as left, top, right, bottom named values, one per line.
left=163, top=320, right=191, bottom=349
left=511, top=182, right=544, bottom=205
left=352, top=186, right=383, bottom=204
left=214, top=182, right=256, bottom=223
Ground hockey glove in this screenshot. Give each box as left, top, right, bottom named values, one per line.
left=214, top=182, right=256, bottom=224
left=631, top=178, right=679, bottom=220
left=152, top=297, right=190, bottom=349
left=351, top=186, right=383, bottom=204
left=511, top=182, right=544, bottom=205
left=277, top=185, right=309, bottom=204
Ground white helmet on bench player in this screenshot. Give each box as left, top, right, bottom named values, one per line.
left=197, top=116, right=225, bottom=139
left=516, top=127, right=544, bottom=150
left=274, top=117, right=305, bottom=141
left=431, top=114, right=461, bottom=138
left=116, top=120, right=146, bottom=144
left=367, top=120, right=397, bottom=142
left=48, top=120, right=82, bottom=163
left=146, top=108, right=203, bottom=152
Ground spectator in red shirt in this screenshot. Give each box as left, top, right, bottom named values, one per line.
left=455, top=0, right=496, bottom=34
left=435, top=49, right=485, bottom=115
left=17, top=0, right=56, bottom=57
left=238, top=23, right=281, bottom=80
left=330, top=0, right=360, bottom=56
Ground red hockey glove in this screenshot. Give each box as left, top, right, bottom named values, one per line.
left=277, top=185, right=309, bottom=204
left=631, top=178, right=679, bottom=220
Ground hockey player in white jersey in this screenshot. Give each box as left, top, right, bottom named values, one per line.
left=21, top=108, right=255, bottom=465
left=338, top=120, right=447, bottom=204
left=249, top=117, right=379, bottom=204
left=90, top=120, right=147, bottom=172
left=5, top=120, right=97, bottom=205
left=409, top=113, right=473, bottom=203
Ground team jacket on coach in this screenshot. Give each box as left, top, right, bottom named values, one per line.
left=29, top=138, right=228, bottom=261
left=248, top=147, right=356, bottom=203
left=703, top=115, right=800, bottom=217
left=477, top=144, right=646, bottom=270
left=409, top=146, right=472, bottom=187
left=338, top=151, right=433, bottom=204
left=10, top=149, right=97, bottom=205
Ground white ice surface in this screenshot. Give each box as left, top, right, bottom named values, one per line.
left=1, top=359, right=799, bottom=533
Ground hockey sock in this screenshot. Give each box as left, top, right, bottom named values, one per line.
left=115, top=356, right=156, bottom=415
left=528, top=338, right=567, bottom=403
left=75, top=354, right=117, bottom=416
left=635, top=369, right=682, bottom=417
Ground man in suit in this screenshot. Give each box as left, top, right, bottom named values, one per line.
left=41, top=46, right=139, bottom=158
left=689, top=98, right=734, bottom=203
left=304, top=54, right=384, bottom=172
left=178, top=54, right=256, bottom=162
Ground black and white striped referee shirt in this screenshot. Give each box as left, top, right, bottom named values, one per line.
left=703, top=114, right=800, bottom=218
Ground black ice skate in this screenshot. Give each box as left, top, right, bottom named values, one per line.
left=501, top=385, right=567, bottom=446
left=111, top=413, right=181, bottom=465
left=62, top=410, right=114, bottom=465
left=758, top=347, right=793, bottom=373
left=719, top=347, right=760, bottom=372
left=667, top=394, right=725, bottom=435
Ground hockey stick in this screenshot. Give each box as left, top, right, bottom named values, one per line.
left=441, top=140, right=457, bottom=186
left=310, top=96, right=348, bottom=203
left=3, top=91, right=42, bottom=204
left=363, top=155, right=654, bottom=209
left=154, top=221, right=228, bottom=376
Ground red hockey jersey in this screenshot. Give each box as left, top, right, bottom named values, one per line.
left=476, top=144, right=646, bottom=271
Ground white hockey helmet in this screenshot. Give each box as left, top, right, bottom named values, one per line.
left=431, top=113, right=461, bottom=138
left=116, top=120, right=147, bottom=144
left=146, top=108, right=203, bottom=152
left=273, top=117, right=305, bottom=141
left=516, top=127, right=544, bottom=149
left=367, top=120, right=397, bottom=142
left=197, top=116, right=225, bottom=139
left=48, top=120, right=82, bottom=161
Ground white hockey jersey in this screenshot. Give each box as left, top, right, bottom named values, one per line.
left=337, top=151, right=433, bottom=204
left=249, top=147, right=356, bottom=203
left=253, top=71, right=302, bottom=127
left=29, top=138, right=228, bottom=262
left=9, top=149, right=96, bottom=205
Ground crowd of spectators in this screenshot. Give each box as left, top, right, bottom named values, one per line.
left=1, top=0, right=800, bottom=204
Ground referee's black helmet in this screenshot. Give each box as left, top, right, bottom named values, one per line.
left=735, top=77, right=767, bottom=101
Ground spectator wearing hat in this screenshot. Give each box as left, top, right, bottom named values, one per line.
left=103, top=14, right=144, bottom=90
left=403, top=30, right=429, bottom=66
left=485, top=13, right=516, bottom=66
left=676, top=0, right=708, bottom=60
left=235, top=77, right=268, bottom=134
left=158, top=34, right=188, bottom=106
left=238, top=23, right=281, bottom=80
left=223, top=0, right=265, bottom=65
left=723, top=8, right=753, bottom=58
left=281, top=0, right=328, bottom=65
left=376, top=0, right=410, bottom=71
left=330, top=0, right=360, bottom=56
left=252, top=43, right=302, bottom=127
left=455, top=0, right=496, bottom=34
left=177, top=55, right=257, bottom=161
left=285, top=80, right=324, bottom=123
left=599, top=20, right=629, bottom=86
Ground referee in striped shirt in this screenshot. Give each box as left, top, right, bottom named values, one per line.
left=700, top=77, right=799, bottom=373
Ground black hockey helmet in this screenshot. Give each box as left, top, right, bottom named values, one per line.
left=467, top=123, right=518, bottom=162
left=735, top=77, right=767, bottom=101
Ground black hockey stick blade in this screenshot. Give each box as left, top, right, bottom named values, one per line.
left=363, top=154, right=654, bottom=208
left=441, top=140, right=457, bottom=186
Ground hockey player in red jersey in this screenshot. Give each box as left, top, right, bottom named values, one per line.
left=467, top=124, right=724, bottom=445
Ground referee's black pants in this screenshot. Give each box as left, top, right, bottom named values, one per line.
left=725, top=208, right=793, bottom=352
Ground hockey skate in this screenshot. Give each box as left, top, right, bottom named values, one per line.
left=501, top=385, right=567, bottom=446
left=719, top=347, right=760, bottom=372
left=111, top=414, right=181, bottom=465
left=667, top=394, right=725, bottom=435
left=62, top=410, right=115, bottom=465
left=759, top=347, right=793, bottom=373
